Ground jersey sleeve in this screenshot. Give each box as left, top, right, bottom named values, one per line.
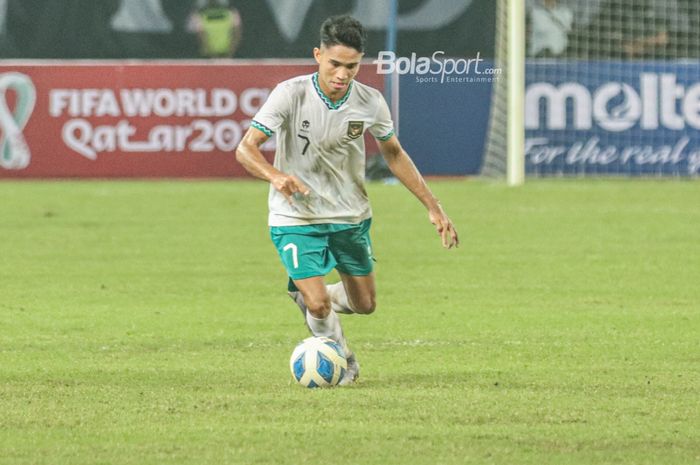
left=368, top=93, right=395, bottom=141
left=250, top=83, right=290, bottom=137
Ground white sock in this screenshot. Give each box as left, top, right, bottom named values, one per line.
left=326, top=282, right=354, bottom=314
left=306, top=310, right=350, bottom=354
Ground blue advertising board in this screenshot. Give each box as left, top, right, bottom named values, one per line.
left=526, top=61, right=700, bottom=176
left=395, top=57, right=498, bottom=175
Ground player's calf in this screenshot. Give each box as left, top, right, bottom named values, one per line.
left=327, top=281, right=376, bottom=314
left=348, top=294, right=376, bottom=314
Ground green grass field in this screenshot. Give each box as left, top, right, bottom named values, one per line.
left=1, top=179, right=699, bottom=465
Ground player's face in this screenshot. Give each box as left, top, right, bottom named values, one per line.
left=313, top=45, right=363, bottom=100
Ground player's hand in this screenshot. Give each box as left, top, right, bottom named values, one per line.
left=429, top=205, right=459, bottom=249
left=271, top=174, right=310, bottom=204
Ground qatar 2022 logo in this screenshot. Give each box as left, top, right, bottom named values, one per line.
left=0, top=72, right=36, bottom=170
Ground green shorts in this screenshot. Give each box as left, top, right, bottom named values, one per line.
left=270, top=219, right=374, bottom=289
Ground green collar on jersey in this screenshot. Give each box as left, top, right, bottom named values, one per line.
left=312, top=72, right=353, bottom=110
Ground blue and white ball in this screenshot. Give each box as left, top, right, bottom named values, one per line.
left=290, top=336, right=347, bottom=388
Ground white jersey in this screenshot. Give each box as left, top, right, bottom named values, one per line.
left=251, top=73, right=395, bottom=226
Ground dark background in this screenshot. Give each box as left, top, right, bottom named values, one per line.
left=0, top=0, right=496, bottom=59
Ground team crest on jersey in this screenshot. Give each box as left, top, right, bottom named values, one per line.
left=347, top=121, right=364, bottom=139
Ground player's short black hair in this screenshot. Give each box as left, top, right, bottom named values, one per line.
left=320, top=15, right=367, bottom=53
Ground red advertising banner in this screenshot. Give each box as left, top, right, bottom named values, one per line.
left=0, top=62, right=383, bottom=178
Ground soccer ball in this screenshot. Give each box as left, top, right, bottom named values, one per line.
left=290, top=336, right=347, bottom=388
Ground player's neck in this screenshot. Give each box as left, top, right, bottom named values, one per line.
left=320, top=84, right=348, bottom=103
left=315, top=75, right=350, bottom=103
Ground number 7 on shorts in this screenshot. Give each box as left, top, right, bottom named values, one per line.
left=283, top=243, right=299, bottom=269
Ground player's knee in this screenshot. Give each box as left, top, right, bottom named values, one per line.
left=352, top=295, right=376, bottom=315
left=305, top=294, right=332, bottom=318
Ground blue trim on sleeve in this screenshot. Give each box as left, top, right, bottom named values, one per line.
left=251, top=120, right=274, bottom=137
left=376, top=129, right=395, bottom=141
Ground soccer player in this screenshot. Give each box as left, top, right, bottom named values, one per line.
left=235, top=15, right=459, bottom=385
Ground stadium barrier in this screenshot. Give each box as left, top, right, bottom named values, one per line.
left=4, top=59, right=698, bottom=179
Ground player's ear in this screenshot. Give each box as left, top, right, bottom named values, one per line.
left=313, top=47, right=322, bottom=64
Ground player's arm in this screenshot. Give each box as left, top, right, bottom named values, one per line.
left=378, top=135, right=459, bottom=249
left=235, top=127, right=309, bottom=202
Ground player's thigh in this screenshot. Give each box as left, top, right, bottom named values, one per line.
left=339, top=271, right=376, bottom=314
